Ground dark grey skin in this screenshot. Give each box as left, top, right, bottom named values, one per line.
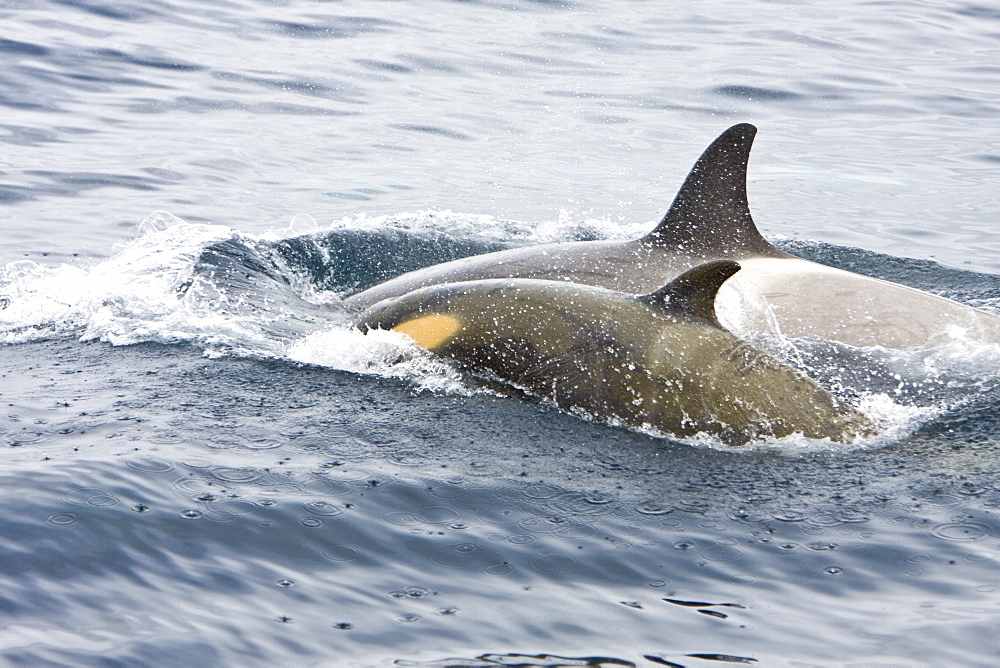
left=355, top=261, right=875, bottom=446
left=345, top=124, right=1000, bottom=349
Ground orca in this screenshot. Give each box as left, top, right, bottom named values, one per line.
left=355, top=261, right=874, bottom=445
left=344, top=124, right=1000, bottom=349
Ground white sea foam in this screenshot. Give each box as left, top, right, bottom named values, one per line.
left=1, top=213, right=233, bottom=344
left=662, top=392, right=935, bottom=455
left=880, top=334, right=1000, bottom=385
left=0, top=212, right=337, bottom=355
left=286, top=327, right=470, bottom=394
left=290, top=208, right=646, bottom=246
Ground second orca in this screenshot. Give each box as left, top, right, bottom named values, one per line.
left=345, top=124, right=1000, bottom=349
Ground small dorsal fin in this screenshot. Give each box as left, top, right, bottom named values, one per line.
left=637, top=259, right=741, bottom=325
left=640, top=124, right=783, bottom=259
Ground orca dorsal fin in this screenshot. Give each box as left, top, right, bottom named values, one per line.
left=640, top=124, right=783, bottom=259
left=637, top=259, right=741, bottom=326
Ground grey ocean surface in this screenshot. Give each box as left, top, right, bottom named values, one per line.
left=2, top=1, right=1000, bottom=666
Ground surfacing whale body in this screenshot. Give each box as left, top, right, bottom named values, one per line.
left=345, top=124, right=1000, bottom=350
left=355, top=261, right=873, bottom=445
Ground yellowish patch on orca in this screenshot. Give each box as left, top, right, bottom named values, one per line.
left=392, top=314, right=462, bottom=350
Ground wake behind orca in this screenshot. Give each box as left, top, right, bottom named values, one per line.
left=345, top=124, right=1000, bottom=350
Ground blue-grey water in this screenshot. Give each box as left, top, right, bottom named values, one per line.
left=3, top=1, right=1000, bottom=666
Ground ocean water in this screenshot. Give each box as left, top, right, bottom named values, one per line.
left=2, top=1, right=1000, bottom=666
